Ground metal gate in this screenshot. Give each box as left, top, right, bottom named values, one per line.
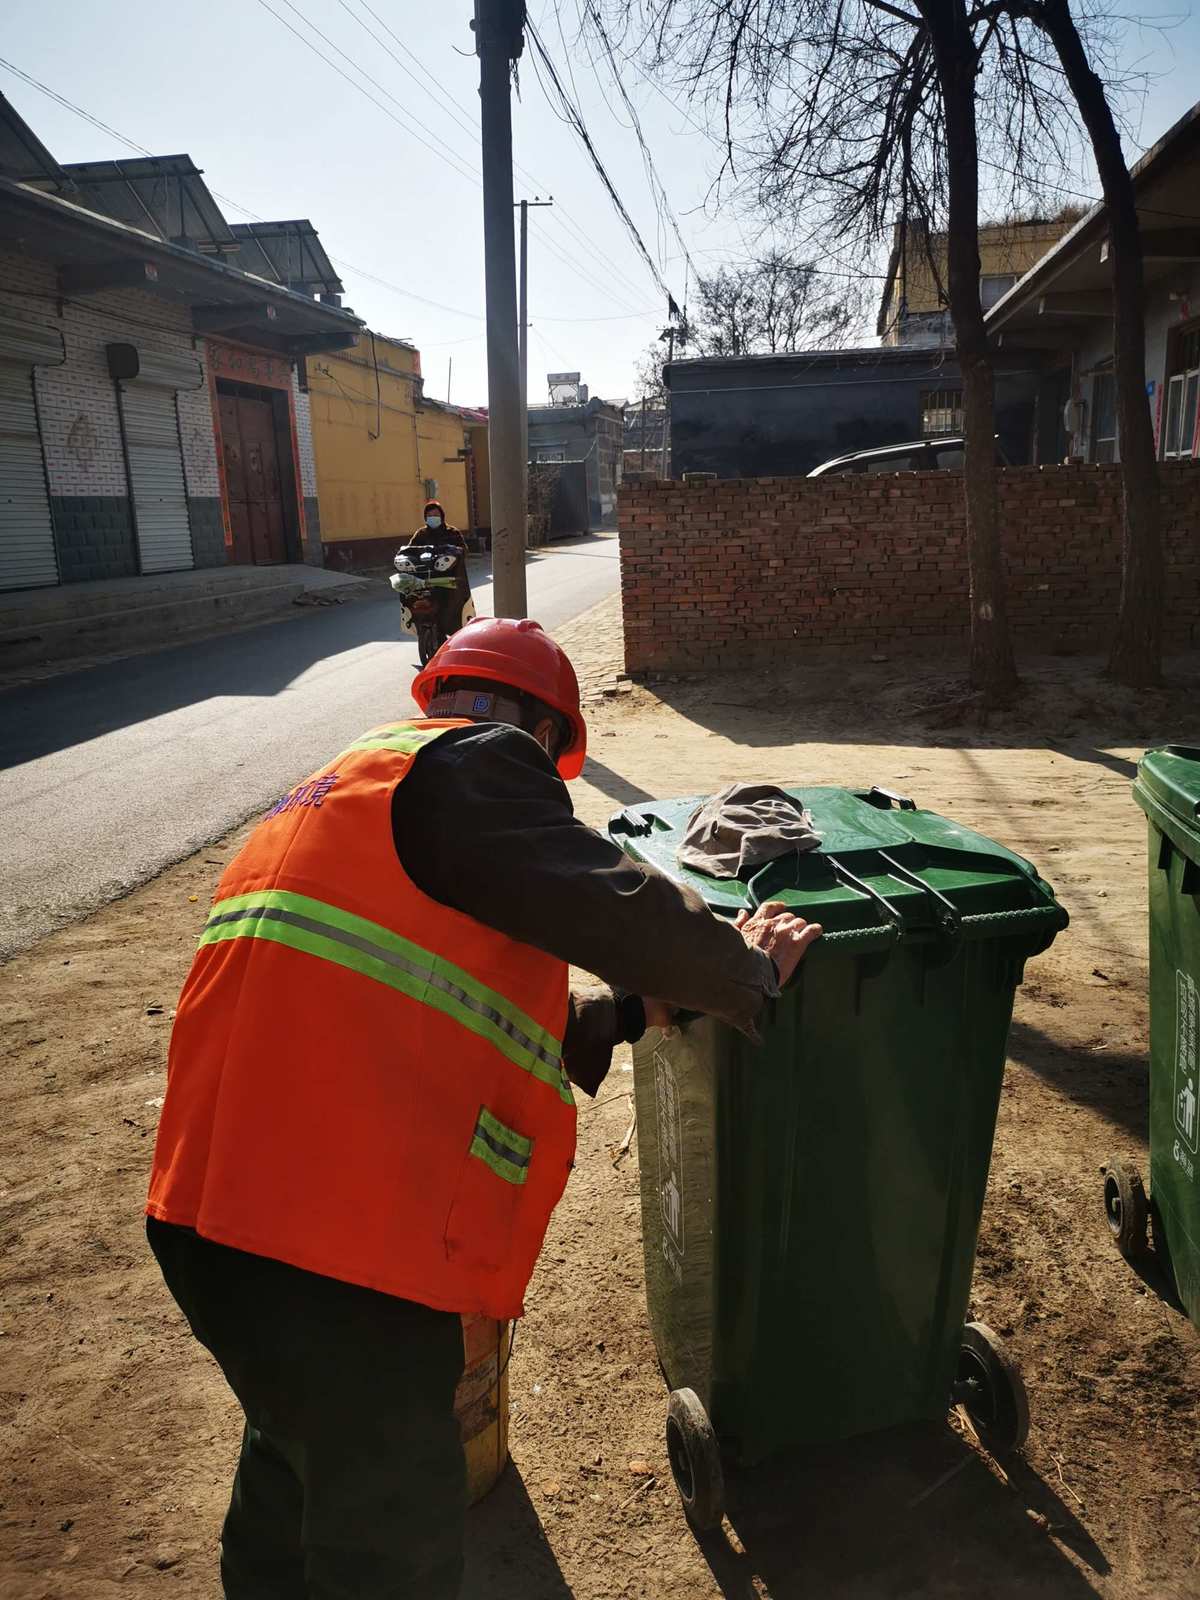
left=0, top=364, right=58, bottom=591
left=120, top=385, right=194, bottom=573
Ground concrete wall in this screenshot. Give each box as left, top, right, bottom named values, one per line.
left=667, top=352, right=1040, bottom=479
left=618, top=463, right=1200, bottom=673
left=307, top=333, right=473, bottom=565
left=0, top=247, right=223, bottom=583
left=528, top=401, right=624, bottom=525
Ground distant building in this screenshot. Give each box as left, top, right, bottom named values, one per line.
left=0, top=92, right=359, bottom=592
left=665, top=346, right=1040, bottom=480
left=527, top=390, right=624, bottom=526
left=985, top=100, right=1200, bottom=465
left=878, top=217, right=1078, bottom=347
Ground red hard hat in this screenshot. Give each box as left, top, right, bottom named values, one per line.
left=412, top=617, right=587, bottom=780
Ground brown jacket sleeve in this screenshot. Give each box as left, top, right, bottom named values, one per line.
left=392, top=724, right=778, bottom=1038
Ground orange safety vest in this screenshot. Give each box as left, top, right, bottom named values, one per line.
left=147, top=719, right=576, bottom=1321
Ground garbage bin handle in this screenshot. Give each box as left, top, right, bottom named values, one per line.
left=859, top=785, right=917, bottom=812
left=957, top=904, right=1068, bottom=938
left=877, top=850, right=961, bottom=946
left=608, top=807, right=654, bottom=838
left=810, top=925, right=901, bottom=956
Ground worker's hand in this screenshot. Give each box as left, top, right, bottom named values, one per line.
left=735, top=902, right=822, bottom=988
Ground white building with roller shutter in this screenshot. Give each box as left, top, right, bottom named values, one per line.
left=0, top=92, right=359, bottom=594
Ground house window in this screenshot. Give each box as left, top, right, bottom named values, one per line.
left=1162, top=326, right=1200, bottom=461
left=1091, top=372, right=1117, bottom=463
left=981, top=273, right=1017, bottom=312
left=920, top=388, right=964, bottom=437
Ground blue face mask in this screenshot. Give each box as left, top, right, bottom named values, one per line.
left=425, top=514, right=443, bottom=530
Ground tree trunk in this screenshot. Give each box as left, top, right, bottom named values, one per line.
left=919, top=0, right=1019, bottom=702
left=1037, top=0, right=1163, bottom=687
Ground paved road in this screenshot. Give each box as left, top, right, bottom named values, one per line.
left=0, top=535, right=618, bottom=958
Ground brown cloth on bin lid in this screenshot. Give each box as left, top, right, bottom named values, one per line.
left=678, top=782, right=821, bottom=880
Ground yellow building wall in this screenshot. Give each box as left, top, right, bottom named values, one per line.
left=881, top=220, right=1075, bottom=336
left=415, top=404, right=470, bottom=531
left=468, top=423, right=490, bottom=532
left=307, top=333, right=472, bottom=544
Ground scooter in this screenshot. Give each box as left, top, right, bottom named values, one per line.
left=390, top=542, right=476, bottom=665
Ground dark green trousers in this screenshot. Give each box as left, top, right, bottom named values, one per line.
left=147, top=1219, right=466, bottom=1599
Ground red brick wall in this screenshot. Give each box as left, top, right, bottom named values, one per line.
left=618, top=464, right=1200, bottom=672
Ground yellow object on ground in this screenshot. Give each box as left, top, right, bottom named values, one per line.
left=457, top=1314, right=510, bottom=1504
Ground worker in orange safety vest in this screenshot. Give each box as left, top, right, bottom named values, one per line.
left=146, top=616, right=820, bottom=1598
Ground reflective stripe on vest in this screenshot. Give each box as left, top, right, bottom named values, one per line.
left=199, top=887, right=572, bottom=1104
left=470, top=1106, right=533, bottom=1186
left=338, top=724, right=449, bottom=759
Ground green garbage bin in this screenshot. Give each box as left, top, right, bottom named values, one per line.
left=1106, top=747, right=1200, bottom=1328
left=609, top=783, right=1068, bottom=1529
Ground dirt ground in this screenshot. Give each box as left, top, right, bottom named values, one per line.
left=3, top=600, right=1200, bottom=1599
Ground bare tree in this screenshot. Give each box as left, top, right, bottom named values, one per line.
left=586, top=0, right=1092, bottom=702
left=915, top=0, right=1017, bottom=698
left=1015, top=0, right=1162, bottom=685
left=634, top=338, right=669, bottom=402
left=693, top=250, right=862, bottom=355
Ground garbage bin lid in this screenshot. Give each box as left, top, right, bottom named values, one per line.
left=1134, top=746, right=1200, bottom=831
left=609, top=784, right=1066, bottom=949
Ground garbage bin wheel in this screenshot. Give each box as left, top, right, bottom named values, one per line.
left=665, top=1387, right=725, bottom=1532
left=1103, top=1157, right=1148, bottom=1259
left=955, top=1322, right=1030, bottom=1455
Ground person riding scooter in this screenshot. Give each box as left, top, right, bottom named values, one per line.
left=407, top=499, right=467, bottom=557
left=394, top=501, right=475, bottom=663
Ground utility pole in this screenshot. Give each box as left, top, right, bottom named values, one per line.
left=473, top=0, right=526, bottom=617
left=659, top=324, right=676, bottom=478
left=516, top=196, right=553, bottom=528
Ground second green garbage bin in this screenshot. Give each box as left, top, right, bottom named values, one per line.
left=610, top=783, right=1068, bottom=1528
left=1106, top=747, right=1200, bottom=1330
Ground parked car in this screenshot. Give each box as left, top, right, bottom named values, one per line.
left=807, top=435, right=1009, bottom=476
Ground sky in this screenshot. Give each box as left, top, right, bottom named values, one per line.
left=4, top=1, right=1200, bottom=407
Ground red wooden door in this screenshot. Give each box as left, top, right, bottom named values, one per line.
left=218, top=391, right=253, bottom=565
left=219, top=392, right=288, bottom=564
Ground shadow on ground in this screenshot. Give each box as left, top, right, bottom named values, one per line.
left=0, top=535, right=619, bottom=771
left=1007, top=1017, right=1149, bottom=1145
left=0, top=592, right=405, bottom=769
left=698, top=1423, right=1108, bottom=1599
left=641, top=651, right=1200, bottom=760
left=463, top=1464, right=572, bottom=1598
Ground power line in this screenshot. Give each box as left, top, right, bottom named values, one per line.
left=254, top=0, right=481, bottom=189
left=527, top=213, right=646, bottom=316
left=330, top=0, right=656, bottom=309
left=526, top=19, right=682, bottom=316
left=258, top=2, right=657, bottom=322
left=576, top=0, right=700, bottom=286
left=0, top=57, right=487, bottom=323
left=334, top=0, right=484, bottom=149
left=0, top=56, right=156, bottom=157
left=536, top=308, right=660, bottom=321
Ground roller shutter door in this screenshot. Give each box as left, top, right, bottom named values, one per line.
left=119, top=385, right=194, bottom=573
left=0, top=364, right=58, bottom=591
